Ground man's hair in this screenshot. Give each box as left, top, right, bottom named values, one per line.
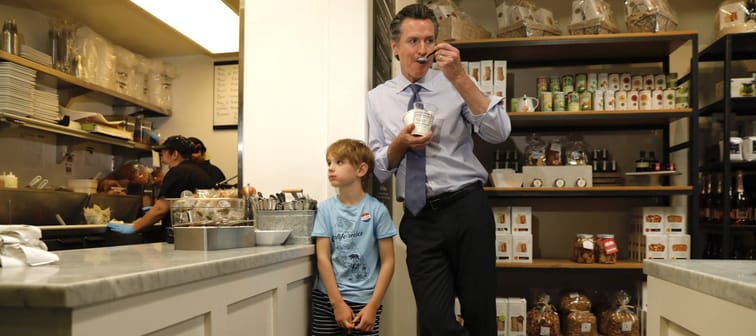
left=326, top=139, right=375, bottom=187
left=389, top=4, right=438, bottom=43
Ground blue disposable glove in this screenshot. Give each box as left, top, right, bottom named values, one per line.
left=107, top=222, right=135, bottom=234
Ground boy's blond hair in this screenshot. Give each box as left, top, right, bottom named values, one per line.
left=326, top=139, right=375, bottom=187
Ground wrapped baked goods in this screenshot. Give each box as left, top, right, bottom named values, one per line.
left=565, top=310, right=599, bottom=336
left=560, top=291, right=592, bottom=313
left=568, top=0, right=619, bottom=35
left=600, top=291, right=640, bottom=336
left=624, top=0, right=679, bottom=32
left=525, top=133, right=547, bottom=166
left=565, top=137, right=588, bottom=166
left=547, top=138, right=563, bottom=166
left=527, top=294, right=561, bottom=336
left=716, top=1, right=756, bottom=37
left=496, top=0, right=562, bottom=37
left=427, top=0, right=491, bottom=41
left=605, top=290, right=640, bottom=336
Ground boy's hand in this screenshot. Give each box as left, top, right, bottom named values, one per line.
left=333, top=301, right=355, bottom=331
left=353, top=304, right=378, bottom=332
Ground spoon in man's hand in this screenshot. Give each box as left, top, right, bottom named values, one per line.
left=416, top=49, right=439, bottom=64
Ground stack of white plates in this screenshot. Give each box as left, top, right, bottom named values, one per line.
left=19, top=44, right=52, bottom=67
left=32, top=85, right=59, bottom=123
left=0, top=62, right=36, bottom=117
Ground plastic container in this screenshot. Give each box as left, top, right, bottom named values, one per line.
left=256, top=210, right=315, bottom=245
left=4, top=171, right=18, bottom=188
left=168, top=197, right=246, bottom=226
left=573, top=233, right=595, bottom=263
left=67, top=179, right=97, bottom=193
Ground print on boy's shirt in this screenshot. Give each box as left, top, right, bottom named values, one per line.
left=333, top=215, right=369, bottom=282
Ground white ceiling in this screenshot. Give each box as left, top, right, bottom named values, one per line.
left=0, top=0, right=240, bottom=58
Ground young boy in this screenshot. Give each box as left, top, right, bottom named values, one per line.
left=311, top=139, right=397, bottom=336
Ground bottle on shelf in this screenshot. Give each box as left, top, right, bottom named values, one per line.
left=700, top=173, right=711, bottom=224
left=732, top=170, right=750, bottom=225
left=712, top=173, right=723, bottom=225
left=635, top=150, right=649, bottom=172
left=648, top=151, right=660, bottom=171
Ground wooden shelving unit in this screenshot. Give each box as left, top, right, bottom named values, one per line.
left=485, top=185, right=692, bottom=197
left=508, top=109, right=692, bottom=128
left=462, top=31, right=698, bottom=310
left=496, top=259, right=643, bottom=270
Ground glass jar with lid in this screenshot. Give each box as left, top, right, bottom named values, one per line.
left=573, top=233, right=595, bottom=263
left=595, top=234, right=618, bottom=264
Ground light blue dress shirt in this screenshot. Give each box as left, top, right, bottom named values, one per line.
left=367, top=69, right=511, bottom=200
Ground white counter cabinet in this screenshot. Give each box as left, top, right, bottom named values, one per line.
left=644, top=259, right=756, bottom=336
left=0, top=243, right=315, bottom=336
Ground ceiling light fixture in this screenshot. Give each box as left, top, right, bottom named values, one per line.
left=130, top=0, right=239, bottom=54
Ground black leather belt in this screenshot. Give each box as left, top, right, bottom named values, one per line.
left=426, top=181, right=481, bottom=211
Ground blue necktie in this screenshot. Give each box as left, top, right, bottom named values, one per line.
left=405, top=84, right=426, bottom=215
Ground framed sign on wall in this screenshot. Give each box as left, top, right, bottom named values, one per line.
left=213, top=60, right=239, bottom=129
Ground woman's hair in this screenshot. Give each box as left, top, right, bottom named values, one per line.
left=389, top=4, right=439, bottom=43
left=326, top=139, right=374, bottom=186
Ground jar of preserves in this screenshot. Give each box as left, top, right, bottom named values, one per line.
left=573, top=233, right=595, bottom=263
left=595, top=234, right=618, bottom=264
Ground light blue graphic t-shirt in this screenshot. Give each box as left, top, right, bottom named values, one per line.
left=311, top=194, right=397, bottom=304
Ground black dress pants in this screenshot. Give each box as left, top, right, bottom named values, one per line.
left=399, top=182, right=496, bottom=336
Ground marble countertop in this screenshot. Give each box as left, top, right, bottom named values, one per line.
left=644, top=259, right=756, bottom=310
left=0, top=243, right=314, bottom=309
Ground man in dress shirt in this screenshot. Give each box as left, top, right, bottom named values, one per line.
left=366, top=4, right=511, bottom=335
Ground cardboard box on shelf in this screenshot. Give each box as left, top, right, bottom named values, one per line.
left=668, top=234, right=691, bottom=260
left=630, top=207, right=665, bottom=234
left=496, top=298, right=508, bottom=336
left=493, top=206, right=511, bottom=233
left=510, top=206, right=532, bottom=233
left=438, top=16, right=491, bottom=42
left=643, top=234, right=668, bottom=260
left=494, top=60, right=507, bottom=87
left=480, top=60, right=494, bottom=88
left=469, top=62, right=481, bottom=85
left=496, top=233, right=513, bottom=261
left=511, top=233, right=533, bottom=263
left=665, top=207, right=687, bottom=234
left=507, top=298, right=527, bottom=336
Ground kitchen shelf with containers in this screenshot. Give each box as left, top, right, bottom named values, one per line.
left=0, top=49, right=163, bottom=151
left=0, top=50, right=171, bottom=116
left=696, top=32, right=756, bottom=259
left=454, top=31, right=698, bottom=270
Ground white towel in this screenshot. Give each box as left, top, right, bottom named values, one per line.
left=0, top=225, right=58, bottom=267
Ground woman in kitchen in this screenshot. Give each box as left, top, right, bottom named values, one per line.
left=107, top=135, right=213, bottom=242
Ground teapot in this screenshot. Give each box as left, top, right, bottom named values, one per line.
left=518, top=95, right=539, bottom=112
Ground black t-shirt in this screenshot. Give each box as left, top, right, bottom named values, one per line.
left=158, top=160, right=213, bottom=230
left=198, top=160, right=226, bottom=186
